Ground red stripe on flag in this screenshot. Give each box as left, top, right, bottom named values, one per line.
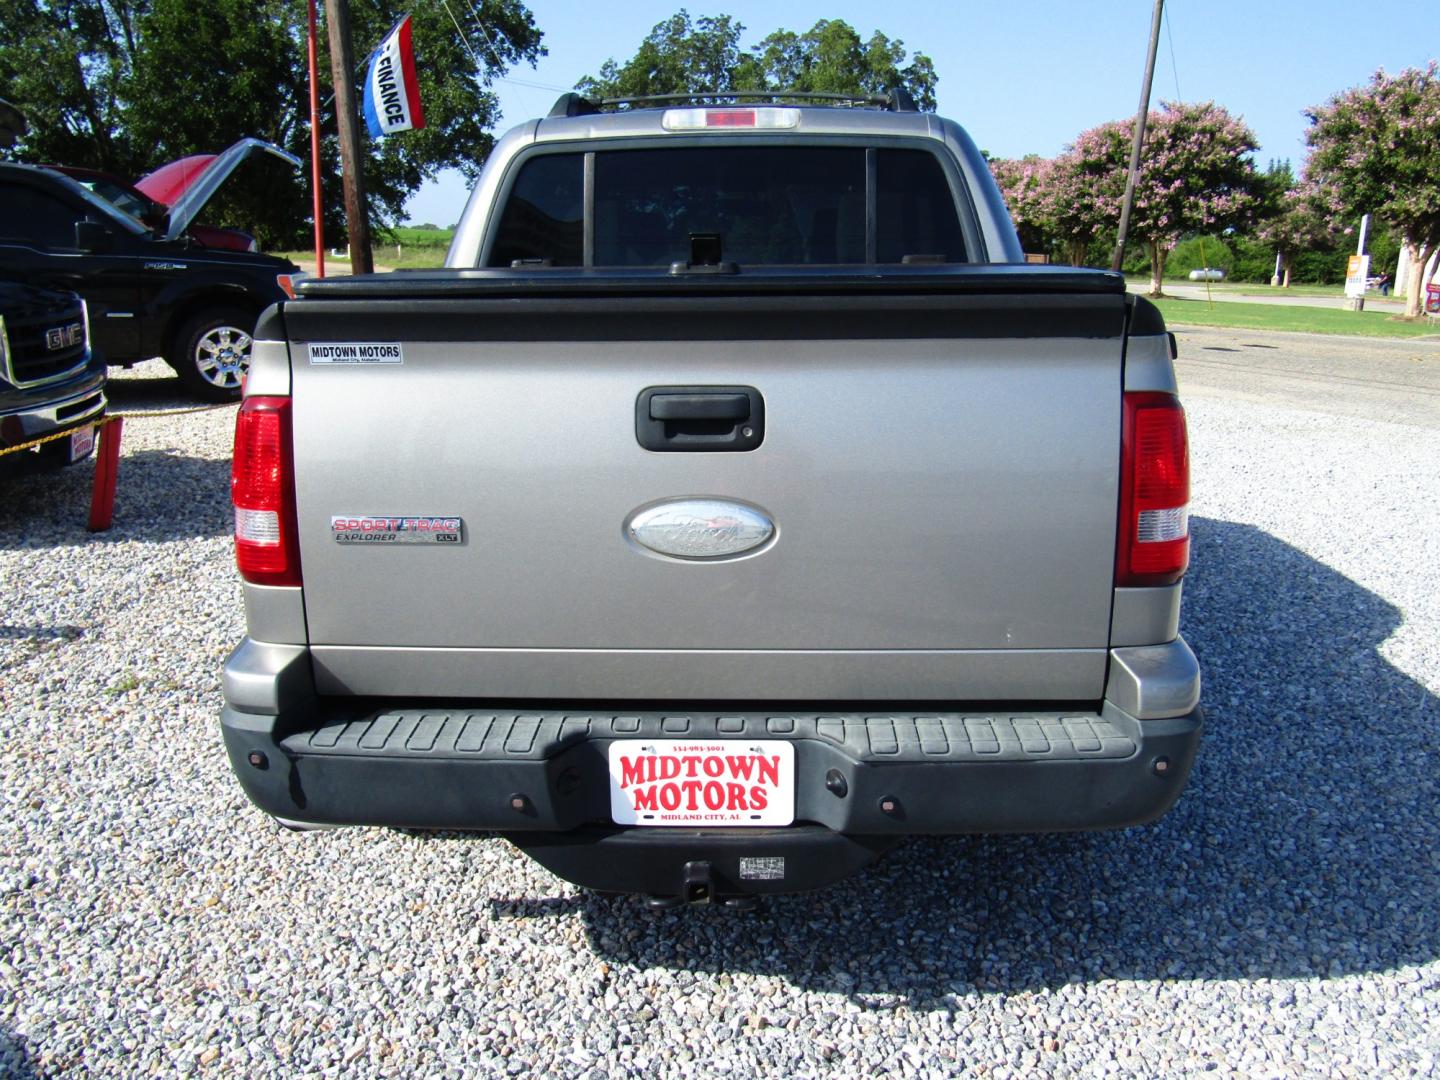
left=398, top=16, right=425, bottom=130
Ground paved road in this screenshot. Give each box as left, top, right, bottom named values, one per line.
left=1174, top=324, right=1440, bottom=429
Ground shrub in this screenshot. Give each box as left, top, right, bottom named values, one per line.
left=1167, top=235, right=1234, bottom=278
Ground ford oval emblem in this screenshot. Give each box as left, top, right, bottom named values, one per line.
left=626, top=499, right=775, bottom=561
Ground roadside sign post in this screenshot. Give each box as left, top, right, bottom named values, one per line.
left=1426, top=283, right=1440, bottom=317
left=1344, top=253, right=1370, bottom=311
left=1345, top=214, right=1370, bottom=311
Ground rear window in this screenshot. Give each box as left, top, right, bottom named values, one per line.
left=877, top=150, right=968, bottom=264
left=487, top=154, right=583, bottom=268
left=486, top=145, right=967, bottom=268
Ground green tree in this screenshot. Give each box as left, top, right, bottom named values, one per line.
left=577, top=11, right=748, bottom=100
left=744, top=19, right=936, bottom=109
left=1305, top=64, right=1440, bottom=317
left=0, top=0, right=144, bottom=172
left=0, top=0, right=545, bottom=248
left=578, top=10, right=937, bottom=110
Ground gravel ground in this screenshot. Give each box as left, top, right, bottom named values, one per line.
left=2, top=351, right=1439, bottom=1078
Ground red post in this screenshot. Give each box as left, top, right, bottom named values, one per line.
left=87, top=417, right=123, bottom=532
left=307, top=0, right=326, bottom=277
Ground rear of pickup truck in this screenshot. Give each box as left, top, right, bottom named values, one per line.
left=219, top=101, right=1200, bottom=903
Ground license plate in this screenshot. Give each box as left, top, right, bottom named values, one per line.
left=69, top=424, right=95, bottom=462
left=608, top=740, right=795, bottom=827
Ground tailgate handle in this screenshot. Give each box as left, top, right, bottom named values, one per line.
left=636, top=385, right=764, bottom=452
left=649, top=393, right=749, bottom=421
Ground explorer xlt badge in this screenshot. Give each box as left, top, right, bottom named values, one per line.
left=331, top=516, right=462, bottom=544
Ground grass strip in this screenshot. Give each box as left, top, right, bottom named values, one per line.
left=1151, top=297, right=1438, bottom=339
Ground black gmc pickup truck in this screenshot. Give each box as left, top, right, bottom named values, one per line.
left=0, top=278, right=106, bottom=468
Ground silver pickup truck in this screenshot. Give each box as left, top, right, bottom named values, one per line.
left=220, top=92, right=1201, bottom=906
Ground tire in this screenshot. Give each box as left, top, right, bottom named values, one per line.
left=167, top=306, right=256, bottom=402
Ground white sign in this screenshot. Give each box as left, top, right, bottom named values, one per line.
left=1344, top=254, right=1371, bottom=299
left=308, top=342, right=403, bottom=365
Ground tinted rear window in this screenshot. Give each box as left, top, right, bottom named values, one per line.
left=594, top=147, right=865, bottom=267
left=877, top=149, right=968, bottom=263
left=487, top=144, right=968, bottom=268
left=488, top=153, right=584, bottom=267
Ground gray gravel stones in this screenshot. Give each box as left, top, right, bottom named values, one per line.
left=3, top=349, right=1439, bottom=1076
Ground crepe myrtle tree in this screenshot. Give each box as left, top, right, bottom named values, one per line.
left=989, top=151, right=1120, bottom=267
left=988, top=155, right=1053, bottom=256
left=1043, top=146, right=1125, bottom=268
left=1306, top=63, right=1440, bottom=318
left=1256, top=179, right=1344, bottom=288
left=1068, top=101, right=1261, bottom=295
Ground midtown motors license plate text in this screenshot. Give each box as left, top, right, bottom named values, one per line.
left=608, top=740, right=795, bottom=827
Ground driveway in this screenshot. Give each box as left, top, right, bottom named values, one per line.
left=2, top=339, right=1437, bottom=1077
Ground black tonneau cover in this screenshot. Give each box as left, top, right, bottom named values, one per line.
left=295, top=263, right=1125, bottom=301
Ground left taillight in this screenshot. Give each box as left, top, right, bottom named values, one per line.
left=232, top=396, right=301, bottom=586
left=1116, top=391, right=1190, bottom=586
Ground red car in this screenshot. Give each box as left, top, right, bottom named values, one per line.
left=44, top=137, right=300, bottom=253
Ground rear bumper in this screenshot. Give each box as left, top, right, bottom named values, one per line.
left=220, top=635, right=1202, bottom=897
left=222, top=701, right=1201, bottom=836
left=221, top=634, right=1201, bottom=895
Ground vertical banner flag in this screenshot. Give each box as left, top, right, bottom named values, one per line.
left=363, top=15, right=425, bottom=138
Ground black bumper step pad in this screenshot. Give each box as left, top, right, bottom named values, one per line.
left=284, top=711, right=1136, bottom=764
left=224, top=702, right=1199, bottom=839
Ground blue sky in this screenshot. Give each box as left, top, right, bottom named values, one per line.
left=402, top=0, right=1437, bottom=225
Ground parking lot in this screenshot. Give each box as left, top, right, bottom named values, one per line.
left=3, top=332, right=1439, bottom=1077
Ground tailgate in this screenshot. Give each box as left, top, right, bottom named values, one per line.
left=283, top=276, right=1126, bottom=701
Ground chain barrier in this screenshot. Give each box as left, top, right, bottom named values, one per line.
left=0, top=425, right=83, bottom=459
left=0, top=401, right=231, bottom=460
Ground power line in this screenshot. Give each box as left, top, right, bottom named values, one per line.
left=1164, top=3, right=1182, bottom=100
left=464, top=0, right=510, bottom=73
left=438, top=0, right=488, bottom=78
left=439, top=0, right=560, bottom=113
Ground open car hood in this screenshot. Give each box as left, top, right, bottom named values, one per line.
left=135, top=137, right=300, bottom=241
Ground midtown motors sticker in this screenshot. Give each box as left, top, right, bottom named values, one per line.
left=308, top=342, right=404, bottom=364
left=608, top=741, right=795, bottom=827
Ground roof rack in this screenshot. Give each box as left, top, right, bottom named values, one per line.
left=547, top=87, right=919, bottom=119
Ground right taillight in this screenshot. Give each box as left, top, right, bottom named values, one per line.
left=1117, top=391, right=1190, bottom=586
left=232, top=395, right=301, bottom=587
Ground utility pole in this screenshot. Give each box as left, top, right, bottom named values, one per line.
left=1110, top=0, right=1165, bottom=276
left=324, top=0, right=373, bottom=274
